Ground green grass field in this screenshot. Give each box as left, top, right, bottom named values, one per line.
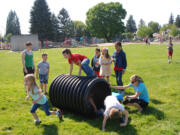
left=0, top=44, right=180, bottom=135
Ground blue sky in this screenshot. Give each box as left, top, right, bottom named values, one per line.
left=0, top=0, right=180, bottom=35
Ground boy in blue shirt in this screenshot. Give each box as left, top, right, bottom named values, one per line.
left=36, top=53, right=49, bottom=95
left=112, top=42, right=127, bottom=94
left=111, top=75, right=149, bottom=112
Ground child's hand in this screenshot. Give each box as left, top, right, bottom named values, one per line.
left=32, top=100, right=37, bottom=104
left=26, top=96, right=29, bottom=101
left=120, top=123, right=127, bottom=127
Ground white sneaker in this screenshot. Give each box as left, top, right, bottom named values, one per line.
left=34, top=119, right=41, bottom=124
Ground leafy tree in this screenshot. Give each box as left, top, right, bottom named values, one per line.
left=126, top=15, right=137, bottom=33
left=57, top=8, right=73, bottom=41
left=148, top=21, right=161, bottom=33
left=138, top=19, right=145, bottom=28
left=73, top=21, right=86, bottom=40
left=175, top=15, right=180, bottom=28
left=170, top=25, right=180, bottom=37
left=169, top=13, right=174, bottom=24
left=137, top=25, right=153, bottom=38
left=30, top=0, right=53, bottom=41
left=86, top=2, right=126, bottom=41
left=6, top=10, right=21, bottom=36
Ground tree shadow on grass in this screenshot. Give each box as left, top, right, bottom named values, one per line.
left=63, top=111, right=137, bottom=135
left=40, top=124, right=58, bottom=135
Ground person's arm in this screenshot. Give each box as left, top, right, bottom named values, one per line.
left=127, top=92, right=141, bottom=99
left=89, top=97, right=98, bottom=112
left=22, top=52, right=27, bottom=73
left=26, top=88, right=30, bottom=101
left=78, top=60, right=82, bottom=76
left=69, top=63, right=73, bottom=75
left=122, top=53, right=127, bottom=74
left=32, top=89, right=43, bottom=104
left=36, top=67, right=40, bottom=79
left=102, top=116, right=109, bottom=131
left=111, top=85, right=129, bottom=90
left=120, top=110, right=128, bottom=126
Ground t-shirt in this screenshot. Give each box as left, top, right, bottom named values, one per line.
left=168, top=43, right=173, bottom=52
left=128, top=82, right=149, bottom=103
left=37, top=61, right=49, bottom=75
left=104, top=95, right=125, bottom=117
left=29, top=86, right=47, bottom=105
left=23, top=50, right=34, bottom=67
left=68, top=53, right=87, bottom=66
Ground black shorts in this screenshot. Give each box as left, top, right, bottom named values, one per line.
left=23, top=67, right=35, bottom=76
left=123, top=98, right=148, bottom=109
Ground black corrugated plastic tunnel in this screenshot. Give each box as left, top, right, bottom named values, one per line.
left=49, top=74, right=111, bottom=116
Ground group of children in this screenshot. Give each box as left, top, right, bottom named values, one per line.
left=22, top=41, right=150, bottom=131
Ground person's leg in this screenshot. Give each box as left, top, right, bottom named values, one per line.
left=106, top=76, right=110, bottom=83
left=81, top=59, right=96, bottom=76
left=31, top=104, right=41, bottom=122
left=40, top=83, right=43, bottom=91
left=44, top=74, right=48, bottom=95
left=89, top=97, right=98, bottom=113
left=123, top=98, right=143, bottom=112
left=115, top=71, right=124, bottom=94
left=44, top=84, right=47, bottom=94
left=126, top=103, right=143, bottom=112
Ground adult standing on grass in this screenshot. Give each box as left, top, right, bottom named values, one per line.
left=167, top=38, right=173, bottom=63
left=62, top=48, right=96, bottom=77
left=22, top=41, right=35, bottom=76
left=112, top=42, right=127, bottom=94
left=111, top=75, right=149, bottom=112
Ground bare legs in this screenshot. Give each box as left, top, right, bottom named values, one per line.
left=40, top=83, right=48, bottom=95
left=126, top=103, right=143, bottom=112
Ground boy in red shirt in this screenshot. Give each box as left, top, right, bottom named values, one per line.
left=62, top=48, right=96, bottom=76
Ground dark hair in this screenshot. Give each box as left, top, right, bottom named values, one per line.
left=115, top=41, right=122, bottom=47
left=62, top=48, right=71, bottom=55
left=95, top=48, right=100, bottom=52
left=25, top=41, right=32, bottom=46
left=42, top=53, right=48, bottom=57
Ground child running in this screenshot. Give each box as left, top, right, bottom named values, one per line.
left=62, top=48, right=96, bottom=76
left=36, top=53, right=49, bottom=95
left=91, top=48, right=101, bottom=78
left=99, top=48, right=112, bottom=83
left=112, top=42, right=127, bottom=94
left=102, top=95, right=129, bottom=131
left=25, top=74, right=62, bottom=124
left=111, top=75, right=149, bottom=112
left=167, top=38, right=173, bottom=63
left=22, top=41, right=35, bottom=76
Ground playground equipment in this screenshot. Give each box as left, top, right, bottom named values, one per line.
left=49, top=74, right=111, bottom=116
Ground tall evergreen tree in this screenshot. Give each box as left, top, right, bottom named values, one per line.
left=175, top=15, right=180, bottom=28
left=51, top=13, right=60, bottom=42
left=57, top=8, right=73, bottom=41
left=138, top=19, right=145, bottom=28
left=30, top=0, right=53, bottom=41
left=169, top=13, right=174, bottom=24
left=6, top=10, right=21, bottom=36
left=126, top=15, right=137, bottom=33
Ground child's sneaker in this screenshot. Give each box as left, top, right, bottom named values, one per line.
left=34, top=119, right=41, bottom=124
left=57, top=109, right=63, bottom=121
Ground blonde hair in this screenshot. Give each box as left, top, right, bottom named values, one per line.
left=109, top=108, right=121, bottom=119
left=130, top=74, right=144, bottom=83
left=102, top=48, right=110, bottom=59
left=24, top=74, right=39, bottom=94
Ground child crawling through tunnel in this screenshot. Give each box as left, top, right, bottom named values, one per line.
left=89, top=95, right=128, bottom=131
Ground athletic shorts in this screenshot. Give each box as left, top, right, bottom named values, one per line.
left=168, top=51, right=173, bottom=56
left=23, top=67, right=35, bottom=76
left=39, top=74, right=48, bottom=84
left=123, top=98, right=148, bottom=109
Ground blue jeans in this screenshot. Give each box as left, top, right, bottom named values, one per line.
left=30, top=101, right=51, bottom=116
left=115, top=70, right=124, bottom=86
left=81, top=59, right=96, bottom=77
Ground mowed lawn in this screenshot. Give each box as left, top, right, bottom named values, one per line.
left=0, top=44, right=180, bottom=135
